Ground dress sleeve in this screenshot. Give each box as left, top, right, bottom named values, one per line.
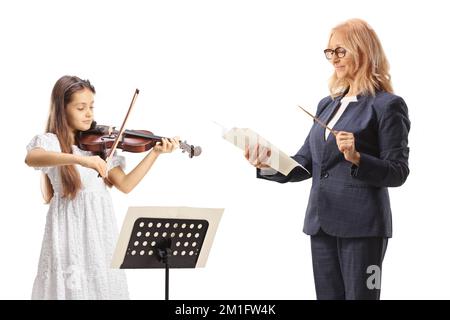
left=26, top=133, right=59, bottom=173
left=108, top=151, right=126, bottom=171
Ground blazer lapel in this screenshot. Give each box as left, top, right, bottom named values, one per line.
left=321, top=97, right=342, bottom=142
left=309, top=96, right=342, bottom=164
left=322, top=94, right=370, bottom=164
left=331, top=95, right=366, bottom=134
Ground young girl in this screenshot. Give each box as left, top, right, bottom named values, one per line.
left=25, top=75, right=179, bottom=299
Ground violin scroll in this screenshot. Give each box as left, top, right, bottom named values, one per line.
left=180, top=141, right=202, bottom=158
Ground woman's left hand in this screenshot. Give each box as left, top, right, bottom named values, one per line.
left=153, top=137, right=180, bottom=155
left=336, top=131, right=360, bottom=166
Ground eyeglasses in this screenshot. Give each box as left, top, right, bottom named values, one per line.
left=324, top=47, right=347, bottom=60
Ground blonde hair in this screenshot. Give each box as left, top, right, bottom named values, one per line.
left=328, top=18, right=393, bottom=98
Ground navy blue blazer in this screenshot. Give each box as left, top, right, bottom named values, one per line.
left=257, top=90, right=410, bottom=238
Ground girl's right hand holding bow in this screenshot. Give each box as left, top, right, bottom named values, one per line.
left=77, top=155, right=108, bottom=178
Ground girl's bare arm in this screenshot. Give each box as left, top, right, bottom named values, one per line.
left=107, top=138, right=178, bottom=194
left=25, top=148, right=107, bottom=177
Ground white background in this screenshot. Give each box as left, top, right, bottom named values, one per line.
left=1, top=0, right=449, bottom=299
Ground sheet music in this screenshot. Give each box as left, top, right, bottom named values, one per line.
left=223, top=127, right=310, bottom=176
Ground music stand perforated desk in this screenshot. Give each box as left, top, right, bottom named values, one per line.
left=111, top=206, right=224, bottom=300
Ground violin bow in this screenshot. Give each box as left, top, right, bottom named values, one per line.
left=103, top=89, right=140, bottom=175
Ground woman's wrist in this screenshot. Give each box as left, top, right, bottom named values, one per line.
left=352, top=152, right=361, bottom=166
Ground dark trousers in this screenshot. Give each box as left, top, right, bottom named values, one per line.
left=310, top=228, right=388, bottom=300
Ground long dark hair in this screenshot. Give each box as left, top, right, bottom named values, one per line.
left=43, top=75, right=96, bottom=202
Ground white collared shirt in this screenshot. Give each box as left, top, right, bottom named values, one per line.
left=325, top=95, right=358, bottom=139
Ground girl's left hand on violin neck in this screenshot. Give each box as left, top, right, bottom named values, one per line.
left=152, top=137, right=180, bottom=156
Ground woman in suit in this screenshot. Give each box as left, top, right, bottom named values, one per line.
left=245, top=18, right=410, bottom=299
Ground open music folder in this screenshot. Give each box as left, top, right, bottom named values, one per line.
left=223, top=127, right=310, bottom=176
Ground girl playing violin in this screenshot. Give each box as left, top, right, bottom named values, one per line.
left=25, top=75, right=179, bottom=299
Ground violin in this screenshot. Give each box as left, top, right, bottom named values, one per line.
left=77, top=121, right=202, bottom=160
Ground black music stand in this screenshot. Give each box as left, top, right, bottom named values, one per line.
left=111, top=206, right=223, bottom=300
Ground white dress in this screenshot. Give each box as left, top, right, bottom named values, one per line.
left=27, top=133, right=129, bottom=300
